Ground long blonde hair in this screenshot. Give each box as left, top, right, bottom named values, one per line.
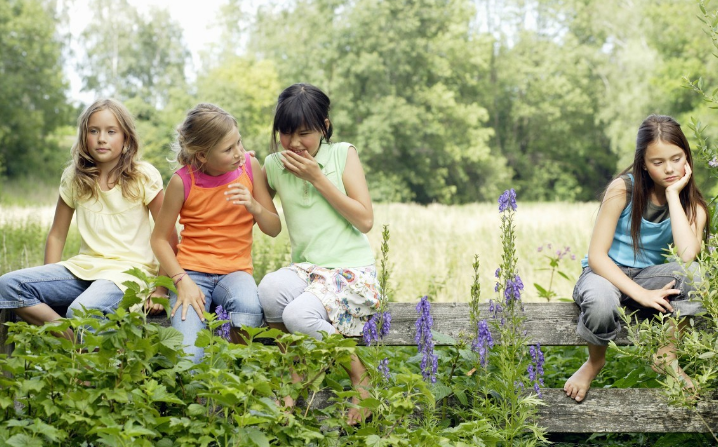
left=69, top=98, right=145, bottom=201
left=171, top=103, right=238, bottom=171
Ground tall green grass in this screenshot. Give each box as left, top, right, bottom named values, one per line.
left=2, top=202, right=594, bottom=302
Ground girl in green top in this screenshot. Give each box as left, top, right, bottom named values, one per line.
left=259, top=83, right=381, bottom=425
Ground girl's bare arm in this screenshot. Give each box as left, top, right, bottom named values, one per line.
left=44, top=196, right=75, bottom=264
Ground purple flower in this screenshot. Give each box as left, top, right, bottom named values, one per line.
left=415, top=296, right=438, bottom=383
left=494, top=268, right=501, bottom=278
left=504, top=274, right=524, bottom=304
left=498, top=189, right=517, bottom=212
left=471, top=319, right=494, bottom=367
left=363, top=311, right=392, bottom=346
left=378, top=357, right=391, bottom=382
left=710, top=157, right=718, bottom=168
left=363, top=315, right=379, bottom=346
left=529, top=343, right=545, bottom=398
left=379, top=312, right=392, bottom=338
left=537, top=246, right=543, bottom=252
left=214, top=305, right=231, bottom=341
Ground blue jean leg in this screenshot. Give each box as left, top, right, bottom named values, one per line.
left=170, top=270, right=262, bottom=363
left=573, top=262, right=702, bottom=345
left=65, top=280, right=124, bottom=319
left=0, top=264, right=95, bottom=310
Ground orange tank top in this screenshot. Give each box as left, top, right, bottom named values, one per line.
left=176, top=163, right=254, bottom=275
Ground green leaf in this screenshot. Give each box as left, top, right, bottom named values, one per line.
left=454, top=388, right=468, bottom=406
left=431, top=330, right=456, bottom=345
left=432, top=383, right=453, bottom=401
left=6, top=434, right=44, bottom=447
left=188, top=404, right=205, bottom=416
left=698, top=351, right=715, bottom=359
left=359, top=398, right=383, bottom=410
left=246, top=427, right=270, bottom=447
left=158, top=326, right=184, bottom=350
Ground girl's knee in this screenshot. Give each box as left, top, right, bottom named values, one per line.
left=227, top=292, right=264, bottom=328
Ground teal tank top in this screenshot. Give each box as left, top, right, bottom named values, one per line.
left=582, top=174, right=673, bottom=268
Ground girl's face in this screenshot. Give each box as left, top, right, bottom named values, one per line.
left=643, top=139, right=687, bottom=190
left=86, top=109, right=126, bottom=170
left=279, top=124, right=326, bottom=157
left=200, top=127, right=245, bottom=176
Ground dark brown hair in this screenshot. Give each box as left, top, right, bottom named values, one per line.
left=270, top=83, right=333, bottom=152
left=620, top=114, right=709, bottom=254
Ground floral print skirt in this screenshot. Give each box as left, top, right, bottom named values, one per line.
left=287, top=262, right=382, bottom=337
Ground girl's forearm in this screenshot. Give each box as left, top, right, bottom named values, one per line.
left=311, top=175, right=373, bottom=233
left=252, top=205, right=282, bottom=237
left=588, top=253, right=645, bottom=300
left=44, top=234, right=65, bottom=264
left=666, top=193, right=701, bottom=261
left=151, top=236, right=185, bottom=279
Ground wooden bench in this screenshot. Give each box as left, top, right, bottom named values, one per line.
left=2, top=302, right=716, bottom=433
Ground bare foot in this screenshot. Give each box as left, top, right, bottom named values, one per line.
left=653, top=348, right=696, bottom=392
left=346, top=354, right=372, bottom=425
left=280, top=395, right=295, bottom=409
left=347, top=384, right=371, bottom=426
left=564, top=358, right=605, bottom=402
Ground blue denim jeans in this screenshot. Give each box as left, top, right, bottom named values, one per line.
left=170, top=270, right=263, bottom=363
left=573, top=262, right=702, bottom=346
left=0, top=264, right=124, bottom=318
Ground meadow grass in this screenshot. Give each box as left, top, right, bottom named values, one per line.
left=1, top=202, right=595, bottom=302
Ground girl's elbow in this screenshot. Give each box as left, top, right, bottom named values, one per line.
left=267, top=226, right=282, bottom=238
left=357, top=217, right=373, bottom=234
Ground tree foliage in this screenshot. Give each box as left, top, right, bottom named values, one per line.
left=5, top=0, right=718, bottom=203
left=0, top=0, right=70, bottom=178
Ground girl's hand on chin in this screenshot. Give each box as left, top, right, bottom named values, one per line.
left=281, top=150, right=322, bottom=182
left=666, top=163, right=692, bottom=195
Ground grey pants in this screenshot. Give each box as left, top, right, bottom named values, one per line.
left=258, top=268, right=336, bottom=340
left=573, top=262, right=703, bottom=346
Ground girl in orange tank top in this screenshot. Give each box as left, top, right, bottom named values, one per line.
left=151, top=103, right=281, bottom=363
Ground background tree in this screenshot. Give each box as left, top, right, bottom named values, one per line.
left=0, top=0, right=71, bottom=179
left=78, top=0, right=190, bottom=107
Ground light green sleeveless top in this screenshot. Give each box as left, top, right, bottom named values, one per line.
left=264, top=141, right=375, bottom=268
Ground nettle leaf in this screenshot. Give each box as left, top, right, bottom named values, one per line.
left=150, top=385, right=185, bottom=405
left=431, top=330, right=457, bottom=345
left=431, top=383, right=453, bottom=401
left=19, top=379, right=44, bottom=394
left=246, top=427, right=270, bottom=447
left=124, top=268, right=151, bottom=285
left=188, top=404, right=205, bottom=416
left=0, top=395, right=14, bottom=409
left=195, top=330, right=212, bottom=348
left=6, top=434, right=44, bottom=447
left=358, top=397, right=382, bottom=410
left=157, top=326, right=184, bottom=350
left=454, top=388, right=469, bottom=406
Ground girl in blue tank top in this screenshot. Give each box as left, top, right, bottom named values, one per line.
left=565, top=115, right=709, bottom=403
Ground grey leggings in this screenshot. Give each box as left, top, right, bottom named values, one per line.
left=573, top=261, right=702, bottom=346
left=258, top=268, right=336, bottom=340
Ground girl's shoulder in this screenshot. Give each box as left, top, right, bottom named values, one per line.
left=134, top=160, right=162, bottom=181
left=602, top=176, right=629, bottom=209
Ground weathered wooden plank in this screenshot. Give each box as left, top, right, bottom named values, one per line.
left=0, top=310, right=13, bottom=356
left=1, top=302, right=707, bottom=348
left=539, top=388, right=718, bottom=433
left=303, top=387, right=718, bottom=433
left=353, top=301, right=707, bottom=346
